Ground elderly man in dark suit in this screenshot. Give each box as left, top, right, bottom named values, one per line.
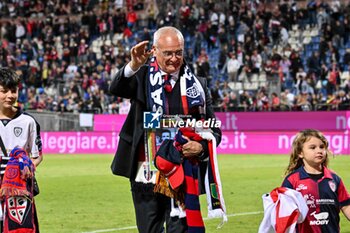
left=109, top=26, right=221, bottom=233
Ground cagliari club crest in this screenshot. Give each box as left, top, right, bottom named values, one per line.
left=13, top=127, right=22, bottom=137
left=7, top=197, right=28, bottom=224
left=328, top=180, right=336, bottom=192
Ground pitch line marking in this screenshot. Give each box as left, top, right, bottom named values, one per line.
left=81, top=211, right=263, bottom=233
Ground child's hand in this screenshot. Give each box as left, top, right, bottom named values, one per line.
left=342, top=205, right=350, bottom=221
left=31, top=156, right=43, bottom=168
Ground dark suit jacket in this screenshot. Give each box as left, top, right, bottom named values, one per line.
left=109, top=64, right=222, bottom=182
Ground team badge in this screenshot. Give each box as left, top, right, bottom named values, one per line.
left=7, top=197, right=28, bottom=224
left=13, top=127, right=22, bottom=137
left=210, top=183, right=218, bottom=199
left=328, top=180, right=336, bottom=192
left=143, top=164, right=153, bottom=181
left=186, top=83, right=200, bottom=98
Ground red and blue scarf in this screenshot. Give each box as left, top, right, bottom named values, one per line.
left=0, top=148, right=36, bottom=233
left=175, top=128, right=205, bottom=233
left=176, top=128, right=227, bottom=227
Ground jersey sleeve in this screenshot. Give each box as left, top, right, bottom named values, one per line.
left=281, top=177, right=293, bottom=189
left=338, top=179, right=350, bottom=207
left=29, top=118, right=42, bottom=158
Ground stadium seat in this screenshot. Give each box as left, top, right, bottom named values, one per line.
left=251, top=74, right=258, bottom=82
left=288, top=37, right=296, bottom=45
left=230, top=82, right=243, bottom=91
left=291, top=44, right=300, bottom=51
left=311, top=36, right=320, bottom=44
left=302, top=30, right=311, bottom=37
left=259, top=81, right=267, bottom=88
left=292, top=30, right=300, bottom=38
left=303, top=37, right=311, bottom=45
left=105, top=40, right=112, bottom=46
left=243, top=82, right=258, bottom=90
left=259, top=73, right=267, bottom=82
left=341, top=71, right=350, bottom=80
left=310, top=28, right=319, bottom=37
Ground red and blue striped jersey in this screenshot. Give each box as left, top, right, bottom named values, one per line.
left=282, top=166, right=350, bottom=233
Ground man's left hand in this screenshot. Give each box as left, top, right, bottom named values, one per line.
left=181, top=136, right=203, bottom=158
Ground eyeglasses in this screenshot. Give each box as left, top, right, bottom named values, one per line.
left=157, top=47, right=184, bottom=58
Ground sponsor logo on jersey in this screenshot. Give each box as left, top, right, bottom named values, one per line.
left=316, top=199, right=335, bottom=205
left=13, top=127, right=22, bottom=137
left=296, top=184, right=308, bottom=191
left=310, top=211, right=329, bottom=225
left=304, top=194, right=316, bottom=208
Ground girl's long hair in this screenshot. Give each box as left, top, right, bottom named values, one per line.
left=284, top=129, right=332, bottom=176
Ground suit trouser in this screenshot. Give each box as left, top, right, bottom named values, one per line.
left=131, top=181, right=187, bottom=233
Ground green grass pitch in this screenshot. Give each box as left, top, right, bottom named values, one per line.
left=35, top=154, right=350, bottom=233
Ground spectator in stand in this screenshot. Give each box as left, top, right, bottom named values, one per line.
left=279, top=92, right=291, bottom=111
left=251, top=49, right=262, bottom=74
left=307, top=52, right=321, bottom=77
left=344, top=17, right=350, bottom=46
left=296, top=92, right=312, bottom=111
left=280, top=55, right=292, bottom=89
left=126, top=7, right=138, bottom=32
left=318, top=36, right=329, bottom=64
left=239, top=90, right=252, bottom=111
left=196, top=49, right=210, bottom=83
left=219, top=92, right=230, bottom=112
left=337, top=90, right=350, bottom=110
left=327, top=63, right=340, bottom=94
left=343, top=48, right=350, bottom=66
left=271, top=92, right=280, bottom=111
left=210, top=80, right=223, bottom=107
left=227, top=91, right=239, bottom=111
left=220, top=81, right=233, bottom=97
left=327, top=92, right=341, bottom=110
left=227, top=52, right=241, bottom=82
left=284, top=89, right=296, bottom=108
left=257, top=90, right=269, bottom=111
left=118, top=98, right=131, bottom=114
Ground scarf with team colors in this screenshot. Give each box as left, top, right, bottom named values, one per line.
left=174, top=128, right=205, bottom=233
left=1, top=148, right=36, bottom=233
left=174, top=128, right=227, bottom=231
left=146, top=57, right=205, bottom=115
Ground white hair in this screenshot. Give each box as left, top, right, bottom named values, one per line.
left=153, top=26, right=184, bottom=47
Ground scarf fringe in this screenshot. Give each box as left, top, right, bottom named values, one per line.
left=0, top=188, right=30, bottom=197
left=154, top=171, right=174, bottom=198
left=170, top=199, right=186, bottom=218
left=154, top=172, right=185, bottom=208
left=153, top=183, right=174, bottom=199
left=208, top=209, right=228, bottom=220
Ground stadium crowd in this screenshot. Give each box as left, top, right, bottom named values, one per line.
left=0, top=0, right=350, bottom=113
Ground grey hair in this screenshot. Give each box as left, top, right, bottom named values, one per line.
left=153, top=26, right=184, bottom=47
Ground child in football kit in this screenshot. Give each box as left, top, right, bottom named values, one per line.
left=0, top=67, right=43, bottom=232
left=282, top=129, right=350, bottom=233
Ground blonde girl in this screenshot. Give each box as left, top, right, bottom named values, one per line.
left=282, top=129, right=350, bottom=233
